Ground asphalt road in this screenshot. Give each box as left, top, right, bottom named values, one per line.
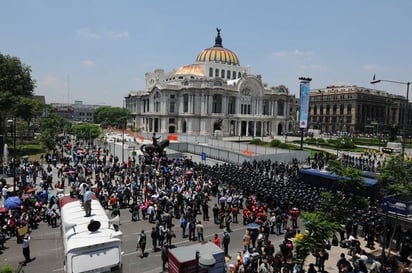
left=0, top=189, right=289, bottom=273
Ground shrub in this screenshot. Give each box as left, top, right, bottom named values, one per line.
left=270, top=139, right=282, bottom=147
left=0, top=264, right=15, bottom=273
left=250, top=139, right=264, bottom=145
left=279, top=143, right=290, bottom=149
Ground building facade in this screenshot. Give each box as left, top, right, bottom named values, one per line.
left=308, top=85, right=411, bottom=134
left=125, top=29, right=297, bottom=137
left=50, top=101, right=102, bottom=123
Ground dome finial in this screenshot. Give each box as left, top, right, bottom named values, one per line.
left=214, top=28, right=223, bottom=47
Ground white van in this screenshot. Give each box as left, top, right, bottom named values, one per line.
left=383, top=142, right=402, bottom=154
left=60, top=195, right=123, bottom=273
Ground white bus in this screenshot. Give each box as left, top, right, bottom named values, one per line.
left=60, top=195, right=123, bottom=273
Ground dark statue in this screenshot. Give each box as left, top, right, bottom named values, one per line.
left=140, top=139, right=170, bottom=157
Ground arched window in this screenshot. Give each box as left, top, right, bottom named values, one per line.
left=215, top=69, right=219, bottom=77
left=227, top=70, right=231, bottom=79
left=221, top=69, right=225, bottom=78
left=209, top=67, right=213, bottom=77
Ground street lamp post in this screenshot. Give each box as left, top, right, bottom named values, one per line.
left=371, top=78, right=411, bottom=159
left=122, top=123, right=125, bottom=163
left=7, top=118, right=17, bottom=193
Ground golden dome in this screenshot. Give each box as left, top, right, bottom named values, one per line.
left=175, top=64, right=205, bottom=76
left=196, top=28, right=240, bottom=66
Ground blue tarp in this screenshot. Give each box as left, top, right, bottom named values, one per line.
left=299, top=168, right=378, bottom=186
left=299, top=168, right=379, bottom=197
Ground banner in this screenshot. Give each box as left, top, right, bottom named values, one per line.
left=299, top=78, right=311, bottom=129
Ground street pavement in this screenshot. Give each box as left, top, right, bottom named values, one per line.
left=0, top=141, right=391, bottom=273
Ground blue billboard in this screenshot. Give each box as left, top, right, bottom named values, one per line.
left=299, top=78, right=311, bottom=129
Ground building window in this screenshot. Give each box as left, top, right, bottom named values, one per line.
left=238, top=72, right=241, bottom=78
left=170, top=101, right=175, bottom=113
left=263, top=100, right=269, bottom=115
left=169, top=118, right=175, bottom=124
left=241, top=104, right=251, bottom=115
left=232, top=71, right=236, bottom=79
left=277, top=100, right=284, bottom=116
left=227, top=70, right=231, bottom=79
left=183, top=94, right=189, bottom=113
left=340, top=104, right=344, bottom=115
left=212, top=94, right=222, bottom=113
left=228, top=96, right=236, bottom=114
left=215, top=69, right=219, bottom=77
left=154, top=101, right=160, bottom=112
left=221, top=69, right=225, bottom=78
left=209, top=68, right=213, bottom=77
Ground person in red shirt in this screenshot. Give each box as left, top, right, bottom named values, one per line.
left=289, top=208, right=300, bottom=229
left=213, top=233, right=221, bottom=248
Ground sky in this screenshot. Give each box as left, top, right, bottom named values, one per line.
left=1, top=1, right=412, bottom=107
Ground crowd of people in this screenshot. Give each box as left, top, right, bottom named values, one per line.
left=0, top=135, right=411, bottom=272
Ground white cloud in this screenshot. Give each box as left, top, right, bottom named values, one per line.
left=272, top=50, right=288, bottom=57
left=82, top=59, right=95, bottom=67
left=76, top=28, right=129, bottom=40
left=104, top=31, right=129, bottom=39
left=272, top=50, right=314, bottom=59
left=76, top=28, right=100, bottom=39
left=362, top=64, right=376, bottom=71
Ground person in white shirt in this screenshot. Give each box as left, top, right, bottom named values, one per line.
left=22, top=232, right=32, bottom=265
left=83, top=187, right=93, bottom=217
left=2, top=185, right=8, bottom=201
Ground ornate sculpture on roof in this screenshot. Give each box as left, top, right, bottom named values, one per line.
left=215, top=28, right=222, bottom=47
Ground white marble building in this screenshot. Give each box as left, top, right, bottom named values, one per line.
left=125, top=29, right=297, bottom=137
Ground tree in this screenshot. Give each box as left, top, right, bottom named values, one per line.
left=293, top=212, right=339, bottom=268
left=72, top=123, right=102, bottom=147
left=15, top=97, right=46, bottom=136
left=38, top=113, right=71, bottom=151
left=319, top=191, right=369, bottom=225
left=327, top=159, right=366, bottom=192
left=0, top=53, right=36, bottom=149
left=94, top=106, right=130, bottom=128
left=378, top=155, right=412, bottom=195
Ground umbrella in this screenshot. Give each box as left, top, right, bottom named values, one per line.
left=185, top=170, right=193, bottom=175
left=0, top=207, right=8, bottom=213
left=68, top=170, right=76, bottom=174
left=246, top=222, right=260, bottom=230
left=4, top=196, right=22, bottom=210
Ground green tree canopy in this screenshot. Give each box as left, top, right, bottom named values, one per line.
left=327, top=159, right=366, bottom=192
left=378, top=155, right=412, bottom=195
left=94, top=106, right=130, bottom=128
left=319, top=191, right=369, bottom=224
left=294, top=212, right=339, bottom=266
left=38, top=113, right=71, bottom=151
left=0, top=53, right=36, bottom=111
left=72, top=123, right=102, bottom=145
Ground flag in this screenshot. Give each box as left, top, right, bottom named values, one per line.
left=373, top=74, right=376, bottom=81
